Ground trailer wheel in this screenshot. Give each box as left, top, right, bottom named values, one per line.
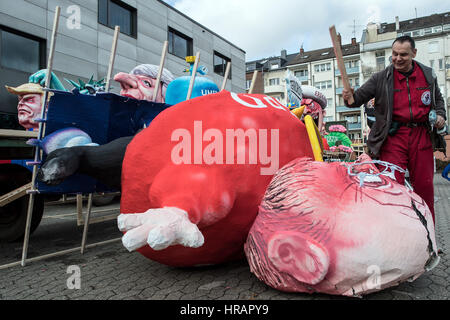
left=0, top=165, right=44, bottom=242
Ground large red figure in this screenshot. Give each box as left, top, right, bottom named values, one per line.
left=118, top=91, right=314, bottom=266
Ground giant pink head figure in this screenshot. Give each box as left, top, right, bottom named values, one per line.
left=114, top=64, right=174, bottom=103
left=245, top=156, right=439, bottom=296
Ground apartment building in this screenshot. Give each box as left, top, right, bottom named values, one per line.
left=0, top=0, right=246, bottom=128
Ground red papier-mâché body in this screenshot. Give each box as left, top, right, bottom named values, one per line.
left=118, top=91, right=314, bottom=267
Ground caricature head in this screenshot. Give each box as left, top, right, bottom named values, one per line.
left=5, top=83, right=46, bottom=130
left=113, top=64, right=174, bottom=103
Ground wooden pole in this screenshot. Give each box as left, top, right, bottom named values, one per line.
left=220, top=61, right=231, bottom=91
left=152, top=41, right=168, bottom=102
left=248, top=70, right=258, bottom=94
left=329, top=25, right=354, bottom=105
left=186, top=51, right=200, bottom=100
left=105, top=26, right=120, bottom=92
left=21, top=6, right=61, bottom=267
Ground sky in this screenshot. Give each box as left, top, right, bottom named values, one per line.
left=162, top=0, right=450, bottom=61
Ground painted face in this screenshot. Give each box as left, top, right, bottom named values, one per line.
left=17, top=93, right=43, bottom=130
left=391, top=41, right=417, bottom=73
left=114, top=72, right=165, bottom=103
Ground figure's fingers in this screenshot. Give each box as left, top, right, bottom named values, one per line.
left=178, top=222, right=204, bottom=248
left=121, top=222, right=155, bottom=252
left=147, top=226, right=174, bottom=251
left=117, top=213, right=153, bottom=231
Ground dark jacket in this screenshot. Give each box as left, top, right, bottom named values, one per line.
left=346, top=60, right=447, bottom=158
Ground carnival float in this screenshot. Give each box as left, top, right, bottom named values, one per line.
left=0, top=9, right=441, bottom=297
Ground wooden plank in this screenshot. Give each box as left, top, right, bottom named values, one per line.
left=152, top=40, right=168, bottom=102
left=248, top=70, right=258, bottom=94
left=186, top=51, right=200, bottom=100
left=0, top=183, right=32, bottom=207
left=105, top=26, right=120, bottom=92
left=0, top=129, right=38, bottom=138
left=329, top=25, right=354, bottom=105
left=220, top=61, right=231, bottom=91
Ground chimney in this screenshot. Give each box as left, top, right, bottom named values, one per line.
left=281, top=49, right=287, bottom=60
left=395, top=16, right=400, bottom=31
left=351, top=37, right=357, bottom=45
left=337, top=33, right=342, bottom=46
left=300, top=45, right=304, bottom=55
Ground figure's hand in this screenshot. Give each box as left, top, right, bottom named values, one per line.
left=118, top=207, right=205, bottom=251
left=28, top=69, right=65, bottom=91
left=436, top=115, right=445, bottom=129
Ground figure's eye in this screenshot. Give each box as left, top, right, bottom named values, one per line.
left=143, top=80, right=152, bottom=87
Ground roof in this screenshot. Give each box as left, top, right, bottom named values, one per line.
left=379, top=11, right=450, bottom=34
left=286, top=43, right=360, bottom=66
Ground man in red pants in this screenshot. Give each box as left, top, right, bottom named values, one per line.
left=343, top=36, right=447, bottom=224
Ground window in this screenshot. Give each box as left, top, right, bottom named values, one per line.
left=326, top=99, right=333, bottom=107
left=355, top=77, right=360, bottom=86
left=444, top=24, right=450, bottom=32
left=0, top=27, right=45, bottom=73
left=412, top=30, right=422, bottom=37
left=271, top=64, right=279, bottom=69
left=314, top=63, right=331, bottom=73
left=430, top=60, right=435, bottom=69
left=295, top=69, right=308, bottom=78
left=168, top=27, right=193, bottom=59
left=98, top=0, right=137, bottom=37
left=432, top=26, right=442, bottom=33
left=439, top=59, right=443, bottom=70
left=315, top=81, right=332, bottom=90
left=424, top=27, right=432, bottom=35
left=376, top=51, right=385, bottom=72
left=213, top=51, right=231, bottom=79
left=246, top=80, right=252, bottom=90
left=269, top=78, right=280, bottom=86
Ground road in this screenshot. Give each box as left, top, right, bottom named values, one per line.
left=0, top=174, right=449, bottom=300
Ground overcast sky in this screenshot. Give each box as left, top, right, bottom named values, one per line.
left=162, top=0, right=450, bottom=61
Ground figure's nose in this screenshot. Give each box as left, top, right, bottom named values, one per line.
left=114, top=72, right=137, bottom=90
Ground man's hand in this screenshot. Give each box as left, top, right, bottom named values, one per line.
left=342, top=87, right=355, bottom=103
left=436, top=115, right=445, bottom=129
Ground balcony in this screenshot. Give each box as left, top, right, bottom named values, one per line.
left=348, top=122, right=362, bottom=130
left=335, top=85, right=360, bottom=95
left=264, top=85, right=285, bottom=94
left=296, top=75, right=308, bottom=82
left=335, top=66, right=360, bottom=76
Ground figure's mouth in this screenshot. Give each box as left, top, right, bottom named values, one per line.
left=18, top=107, right=32, bottom=115
left=121, top=93, right=138, bottom=100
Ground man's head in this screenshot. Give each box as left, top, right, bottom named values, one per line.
left=392, top=35, right=417, bottom=73
left=114, top=64, right=174, bottom=103
left=5, top=83, right=44, bottom=130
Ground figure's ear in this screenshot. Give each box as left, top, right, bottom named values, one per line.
left=268, top=232, right=329, bottom=285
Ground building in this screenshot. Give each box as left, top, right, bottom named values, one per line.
left=245, top=50, right=292, bottom=104
left=0, top=0, right=246, bottom=128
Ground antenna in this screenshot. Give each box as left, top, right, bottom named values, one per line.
left=348, top=19, right=364, bottom=39
left=415, top=7, right=417, bottom=18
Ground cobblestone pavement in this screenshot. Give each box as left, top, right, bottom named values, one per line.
left=0, top=173, right=449, bottom=300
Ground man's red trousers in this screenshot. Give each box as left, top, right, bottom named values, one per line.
left=380, top=126, right=435, bottom=224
